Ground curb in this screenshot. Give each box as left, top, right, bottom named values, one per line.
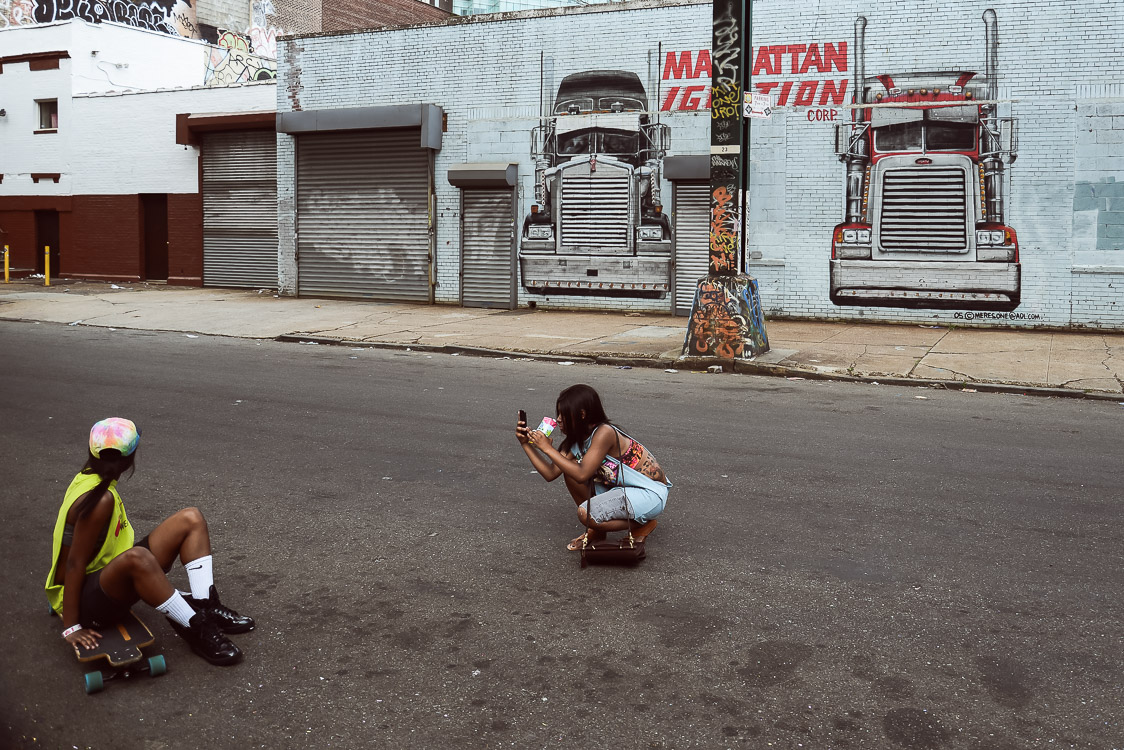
left=276, top=334, right=1123, bottom=402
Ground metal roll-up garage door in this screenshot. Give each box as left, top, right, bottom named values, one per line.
left=202, top=131, right=278, bottom=288
left=296, top=128, right=431, bottom=301
left=673, top=181, right=712, bottom=315
left=461, top=189, right=515, bottom=309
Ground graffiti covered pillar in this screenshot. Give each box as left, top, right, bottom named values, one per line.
left=682, top=0, right=769, bottom=360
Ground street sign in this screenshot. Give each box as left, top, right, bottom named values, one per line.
left=743, top=92, right=773, bottom=119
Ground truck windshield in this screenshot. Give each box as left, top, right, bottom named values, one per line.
left=557, top=131, right=640, bottom=156
left=874, top=122, right=977, bottom=153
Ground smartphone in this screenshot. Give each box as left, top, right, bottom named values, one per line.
left=518, top=409, right=527, bottom=425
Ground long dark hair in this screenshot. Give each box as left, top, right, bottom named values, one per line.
left=73, top=449, right=136, bottom=520
left=556, top=384, right=611, bottom=456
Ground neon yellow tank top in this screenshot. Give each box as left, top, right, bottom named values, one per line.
left=44, top=472, right=134, bottom=614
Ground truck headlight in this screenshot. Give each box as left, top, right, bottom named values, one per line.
left=527, top=225, right=553, bottom=240
left=976, top=230, right=1005, bottom=246
left=842, top=229, right=858, bottom=243
left=637, top=226, right=663, bottom=241
left=857, top=229, right=871, bottom=243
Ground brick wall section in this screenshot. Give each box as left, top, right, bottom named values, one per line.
left=0, top=208, right=39, bottom=273
left=277, top=0, right=1124, bottom=327
left=168, top=192, right=204, bottom=285
left=321, top=0, right=450, bottom=32
left=68, top=196, right=142, bottom=281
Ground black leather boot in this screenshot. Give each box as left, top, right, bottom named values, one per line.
left=187, top=585, right=255, bottom=634
left=169, top=612, right=242, bottom=666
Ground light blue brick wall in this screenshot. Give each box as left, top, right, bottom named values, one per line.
left=278, top=0, right=1124, bottom=327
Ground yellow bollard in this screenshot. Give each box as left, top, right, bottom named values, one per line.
left=44, top=245, right=50, bottom=287
left=3, top=245, right=8, bottom=283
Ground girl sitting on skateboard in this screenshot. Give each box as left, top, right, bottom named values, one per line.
left=45, top=418, right=253, bottom=666
left=516, top=384, right=671, bottom=551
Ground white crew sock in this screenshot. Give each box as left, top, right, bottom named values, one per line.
left=156, top=591, right=197, bottom=627
left=184, top=555, right=215, bottom=600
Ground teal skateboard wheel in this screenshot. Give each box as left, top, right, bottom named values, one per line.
left=84, top=671, right=104, bottom=694
left=147, top=655, right=166, bottom=676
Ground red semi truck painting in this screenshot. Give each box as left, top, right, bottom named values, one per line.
left=831, top=9, right=1020, bottom=311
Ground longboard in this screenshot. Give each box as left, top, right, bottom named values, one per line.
left=72, top=610, right=167, bottom=693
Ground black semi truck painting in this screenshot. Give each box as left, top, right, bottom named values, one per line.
left=831, top=9, right=1020, bottom=311
left=520, top=70, right=672, bottom=297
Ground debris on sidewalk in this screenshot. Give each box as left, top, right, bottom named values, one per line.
left=787, top=377, right=804, bottom=381
left=558, top=361, right=575, bottom=366
left=617, top=365, right=632, bottom=370
left=184, top=334, right=198, bottom=338
left=915, top=396, right=929, bottom=400
left=664, top=369, right=678, bottom=374
left=707, top=365, right=723, bottom=374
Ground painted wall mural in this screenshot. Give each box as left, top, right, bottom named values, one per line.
left=249, top=0, right=281, bottom=60
left=518, top=66, right=672, bottom=298
left=1, top=0, right=199, bottom=37
left=830, top=9, right=1020, bottom=312
left=204, top=45, right=276, bottom=86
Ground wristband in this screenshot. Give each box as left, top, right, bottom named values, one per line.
left=62, top=625, right=83, bottom=639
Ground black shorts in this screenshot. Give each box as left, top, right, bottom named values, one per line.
left=77, top=534, right=169, bottom=628
left=79, top=569, right=133, bottom=628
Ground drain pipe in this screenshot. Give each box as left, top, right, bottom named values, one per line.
left=845, top=16, right=869, bottom=224
left=981, top=9, right=1004, bottom=224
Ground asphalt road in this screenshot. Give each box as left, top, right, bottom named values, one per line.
left=0, top=321, right=1120, bottom=750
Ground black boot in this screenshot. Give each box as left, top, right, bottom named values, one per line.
left=187, top=585, right=255, bottom=634
left=169, top=612, right=242, bottom=666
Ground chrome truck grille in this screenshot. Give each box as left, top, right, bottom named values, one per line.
left=560, top=172, right=631, bottom=249
left=879, top=167, right=969, bottom=252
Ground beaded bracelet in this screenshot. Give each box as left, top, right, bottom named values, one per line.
left=62, top=624, right=83, bottom=639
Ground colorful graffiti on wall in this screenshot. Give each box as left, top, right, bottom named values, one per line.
left=830, top=9, right=1020, bottom=312
left=0, top=0, right=199, bottom=37
left=682, top=276, right=769, bottom=359
left=249, top=0, right=281, bottom=59
left=204, top=45, right=276, bottom=86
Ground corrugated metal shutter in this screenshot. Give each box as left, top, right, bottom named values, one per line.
left=296, top=129, right=431, bottom=301
left=461, top=189, right=514, bottom=309
left=202, top=131, right=278, bottom=288
left=673, top=181, right=711, bottom=316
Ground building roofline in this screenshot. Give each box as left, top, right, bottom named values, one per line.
left=278, top=0, right=706, bottom=43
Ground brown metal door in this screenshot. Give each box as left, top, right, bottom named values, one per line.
left=142, top=194, right=169, bottom=281
left=34, top=210, right=60, bottom=278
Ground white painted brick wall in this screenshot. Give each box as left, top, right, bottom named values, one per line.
left=277, top=0, right=1124, bottom=327
left=0, top=19, right=276, bottom=198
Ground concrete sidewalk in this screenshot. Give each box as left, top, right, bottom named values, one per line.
left=2, top=279, right=1122, bottom=398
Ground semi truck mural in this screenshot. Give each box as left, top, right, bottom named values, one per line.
left=520, top=70, right=672, bottom=297
left=830, top=9, right=1020, bottom=311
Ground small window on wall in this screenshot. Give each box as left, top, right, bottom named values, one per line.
left=36, top=100, right=58, bottom=132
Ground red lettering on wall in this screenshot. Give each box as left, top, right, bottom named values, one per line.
left=824, top=42, right=847, bottom=72
left=776, top=81, right=795, bottom=106
left=692, top=49, right=711, bottom=79
left=663, top=50, right=693, bottom=79
left=799, top=44, right=824, bottom=74
left=661, top=87, right=681, bottom=110
left=753, top=45, right=778, bottom=76
left=794, top=80, right=818, bottom=106
left=681, top=85, right=706, bottom=110
left=785, top=44, right=807, bottom=74
left=818, top=79, right=848, bottom=106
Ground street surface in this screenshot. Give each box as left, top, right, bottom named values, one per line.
left=0, top=321, right=1120, bottom=749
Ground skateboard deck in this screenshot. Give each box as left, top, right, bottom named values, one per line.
left=72, top=610, right=166, bottom=693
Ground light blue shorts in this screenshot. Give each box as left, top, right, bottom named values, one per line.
left=587, top=486, right=666, bottom=524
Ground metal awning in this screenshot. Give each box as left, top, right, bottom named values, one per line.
left=277, top=104, right=444, bottom=150
left=663, top=155, right=709, bottom=181
left=447, top=163, right=517, bottom=188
